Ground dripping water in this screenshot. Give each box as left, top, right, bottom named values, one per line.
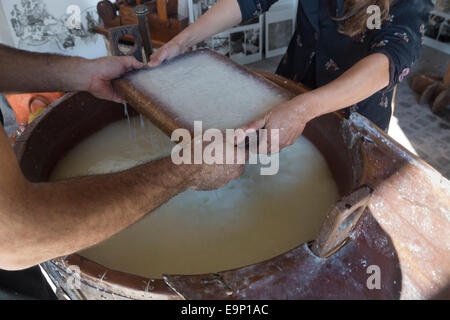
left=123, top=103, right=131, bottom=139
left=139, top=114, right=145, bottom=129
left=132, top=115, right=138, bottom=143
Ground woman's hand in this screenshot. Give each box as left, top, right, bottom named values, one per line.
left=148, top=41, right=183, bottom=67
left=147, top=0, right=243, bottom=68
left=240, top=96, right=317, bottom=154
left=239, top=53, right=391, bottom=151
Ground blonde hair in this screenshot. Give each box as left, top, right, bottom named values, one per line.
left=336, top=0, right=393, bottom=36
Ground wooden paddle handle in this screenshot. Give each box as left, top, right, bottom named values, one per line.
left=108, top=25, right=144, bottom=62
left=311, top=185, right=373, bottom=258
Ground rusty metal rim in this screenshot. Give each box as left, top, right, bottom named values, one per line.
left=19, top=70, right=363, bottom=299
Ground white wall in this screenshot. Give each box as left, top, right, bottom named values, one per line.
left=0, top=0, right=190, bottom=47
left=178, top=0, right=189, bottom=17
left=0, top=6, right=14, bottom=46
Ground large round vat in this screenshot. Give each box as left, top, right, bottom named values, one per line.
left=13, top=74, right=450, bottom=300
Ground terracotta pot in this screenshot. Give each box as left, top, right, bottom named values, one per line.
left=6, top=92, right=64, bottom=126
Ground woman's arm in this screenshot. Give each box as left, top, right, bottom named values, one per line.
left=241, top=53, right=390, bottom=151
left=296, top=53, right=390, bottom=119
left=148, top=0, right=242, bottom=66
left=242, top=0, right=432, bottom=153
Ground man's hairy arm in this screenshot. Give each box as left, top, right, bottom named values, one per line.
left=0, top=44, right=143, bottom=103
left=0, top=44, right=244, bottom=270
left=0, top=127, right=243, bottom=270
left=0, top=128, right=187, bottom=269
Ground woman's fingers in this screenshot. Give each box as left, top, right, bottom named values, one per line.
left=148, top=46, right=168, bottom=67
left=259, top=123, right=274, bottom=155
left=237, top=114, right=267, bottom=145
left=148, top=41, right=183, bottom=68
left=242, top=114, right=267, bottom=131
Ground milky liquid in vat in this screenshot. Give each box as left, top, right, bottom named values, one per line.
left=50, top=118, right=339, bottom=278
left=125, top=51, right=291, bottom=130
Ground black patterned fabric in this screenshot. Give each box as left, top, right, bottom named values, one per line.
left=237, top=0, right=433, bottom=130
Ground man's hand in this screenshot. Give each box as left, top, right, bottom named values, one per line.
left=84, top=56, right=144, bottom=103
left=186, top=136, right=246, bottom=191
left=0, top=45, right=144, bottom=100
left=190, top=160, right=245, bottom=191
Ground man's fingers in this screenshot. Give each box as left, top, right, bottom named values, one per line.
left=109, top=89, right=126, bottom=104
left=229, top=166, right=244, bottom=182
left=122, top=56, right=144, bottom=72
left=131, top=58, right=145, bottom=70
left=102, top=83, right=125, bottom=103
left=111, top=93, right=126, bottom=104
